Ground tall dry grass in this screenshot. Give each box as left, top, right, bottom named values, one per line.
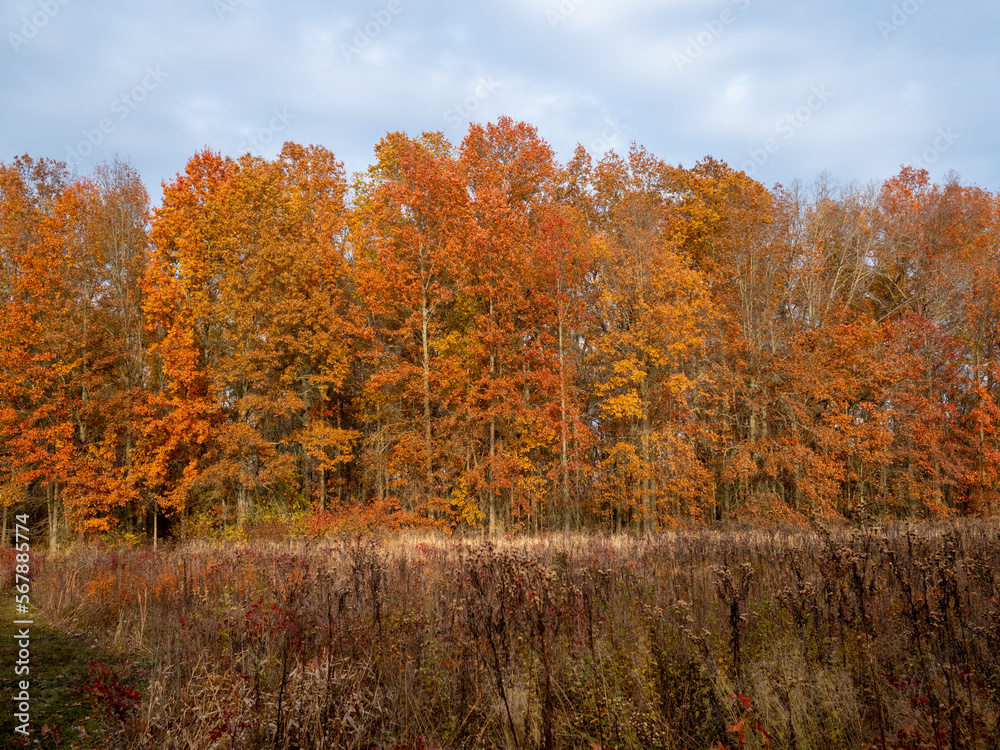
left=32, top=522, right=1000, bottom=749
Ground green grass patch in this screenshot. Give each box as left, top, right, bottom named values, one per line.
left=0, top=601, right=140, bottom=749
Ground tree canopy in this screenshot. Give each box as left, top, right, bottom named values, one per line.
left=2, top=121, right=998, bottom=544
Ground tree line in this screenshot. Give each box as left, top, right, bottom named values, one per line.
left=2, top=117, right=998, bottom=546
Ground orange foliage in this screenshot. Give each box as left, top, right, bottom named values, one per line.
left=2, top=129, right=999, bottom=538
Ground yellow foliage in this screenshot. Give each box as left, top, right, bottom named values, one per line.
left=449, top=478, right=485, bottom=527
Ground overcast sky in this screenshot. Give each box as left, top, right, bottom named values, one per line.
left=3, top=0, right=997, bottom=206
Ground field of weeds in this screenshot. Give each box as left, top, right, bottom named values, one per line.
left=18, top=522, right=1000, bottom=749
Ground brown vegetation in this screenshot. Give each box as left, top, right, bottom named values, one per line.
left=29, top=521, right=1000, bottom=749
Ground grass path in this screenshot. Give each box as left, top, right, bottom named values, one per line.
left=0, top=601, right=133, bottom=749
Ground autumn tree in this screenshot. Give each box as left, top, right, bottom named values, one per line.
left=869, top=170, right=1000, bottom=515
left=0, top=155, right=73, bottom=549
left=145, top=144, right=356, bottom=529
left=3, top=127, right=999, bottom=538
left=575, top=147, right=714, bottom=529
left=351, top=132, right=469, bottom=523
left=457, top=117, right=582, bottom=531
left=0, top=156, right=151, bottom=544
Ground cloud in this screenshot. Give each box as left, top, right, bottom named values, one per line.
left=1, top=0, right=997, bottom=203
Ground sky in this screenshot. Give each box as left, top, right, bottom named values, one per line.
left=3, top=0, right=998, bottom=206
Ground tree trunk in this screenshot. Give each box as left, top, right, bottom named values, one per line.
left=237, top=477, right=248, bottom=530
left=487, top=284, right=501, bottom=534
left=559, top=301, right=572, bottom=532
left=489, top=417, right=497, bottom=533
left=48, top=482, right=58, bottom=552
left=642, top=416, right=653, bottom=533
left=641, top=374, right=653, bottom=533
left=320, top=467, right=327, bottom=511
left=301, top=375, right=313, bottom=502
left=421, top=273, right=433, bottom=515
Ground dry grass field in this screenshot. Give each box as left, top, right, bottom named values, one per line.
left=11, top=521, right=1000, bottom=749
